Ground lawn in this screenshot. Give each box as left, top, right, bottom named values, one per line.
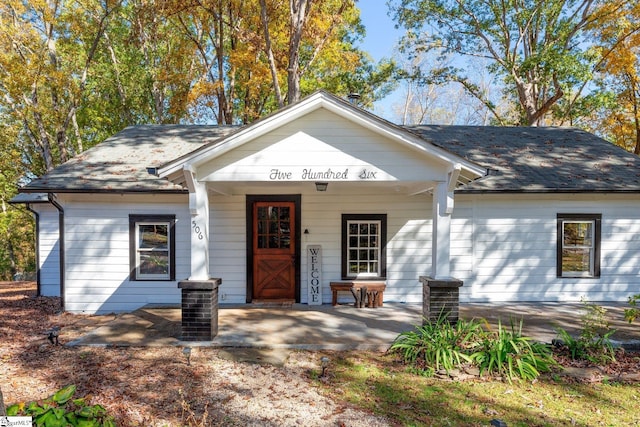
left=318, top=351, right=640, bottom=426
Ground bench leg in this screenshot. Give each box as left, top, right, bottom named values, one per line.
left=332, top=290, right=338, bottom=306
left=360, top=287, right=367, bottom=308
left=351, top=287, right=367, bottom=308
left=367, top=290, right=379, bottom=308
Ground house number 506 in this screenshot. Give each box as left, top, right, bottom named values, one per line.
left=192, top=220, right=204, bottom=240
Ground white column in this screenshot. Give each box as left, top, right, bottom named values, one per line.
left=184, top=167, right=210, bottom=280
left=432, top=182, right=453, bottom=279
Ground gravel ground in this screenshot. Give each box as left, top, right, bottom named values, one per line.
left=0, top=282, right=391, bottom=426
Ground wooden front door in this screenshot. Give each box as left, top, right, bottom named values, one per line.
left=252, top=201, right=297, bottom=300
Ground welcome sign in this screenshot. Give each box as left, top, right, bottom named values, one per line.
left=307, top=245, right=322, bottom=305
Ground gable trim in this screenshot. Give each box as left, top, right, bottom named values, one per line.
left=158, top=91, right=486, bottom=182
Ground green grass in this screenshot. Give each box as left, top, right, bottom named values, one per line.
left=319, top=352, right=640, bottom=426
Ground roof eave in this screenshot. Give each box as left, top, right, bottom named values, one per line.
left=456, top=188, right=640, bottom=194
left=18, top=187, right=188, bottom=195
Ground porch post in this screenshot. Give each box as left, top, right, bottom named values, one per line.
left=184, top=166, right=210, bottom=280
left=432, top=181, right=452, bottom=278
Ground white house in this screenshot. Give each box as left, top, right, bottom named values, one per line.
left=12, top=91, right=640, bottom=314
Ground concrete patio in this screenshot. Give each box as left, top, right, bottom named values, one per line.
left=66, top=302, right=640, bottom=351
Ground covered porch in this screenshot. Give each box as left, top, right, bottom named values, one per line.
left=159, top=92, right=486, bottom=307
left=65, top=301, right=640, bottom=351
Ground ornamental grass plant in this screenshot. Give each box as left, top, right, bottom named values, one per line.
left=471, top=319, right=556, bottom=383
left=391, top=314, right=557, bottom=382
left=390, top=314, right=480, bottom=374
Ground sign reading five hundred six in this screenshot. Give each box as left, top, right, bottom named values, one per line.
left=269, top=168, right=380, bottom=181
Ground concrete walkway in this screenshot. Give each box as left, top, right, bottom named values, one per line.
left=66, top=301, right=640, bottom=351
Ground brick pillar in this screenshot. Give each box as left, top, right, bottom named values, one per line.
left=420, top=276, right=463, bottom=324
left=178, top=279, right=221, bottom=341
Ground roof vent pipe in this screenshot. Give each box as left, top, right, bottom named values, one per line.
left=347, top=93, right=361, bottom=105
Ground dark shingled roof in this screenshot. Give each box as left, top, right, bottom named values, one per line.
left=405, top=125, right=640, bottom=193
left=17, top=122, right=640, bottom=194
left=20, top=125, right=236, bottom=193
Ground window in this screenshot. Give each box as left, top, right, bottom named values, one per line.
left=129, top=215, right=176, bottom=281
left=557, top=214, right=601, bottom=278
left=342, top=214, right=387, bottom=279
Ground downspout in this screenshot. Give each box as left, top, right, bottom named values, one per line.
left=48, top=194, right=65, bottom=311
left=25, top=203, right=41, bottom=296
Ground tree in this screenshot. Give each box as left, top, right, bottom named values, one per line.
left=0, top=0, right=119, bottom=174
left=390, top=0, right=605, bottom=126
left=168, top=0, right=392, bottom=121
left=0, top=120, right=34, bottom=279
left=586, top=2, right=640, bottom=153
left=258, top=0, right=366, bottom=106
left=390, top=49, right=505, bottom=125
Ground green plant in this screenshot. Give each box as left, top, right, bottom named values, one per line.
left=554, top=298, right=616, bottom=364
left=390, top=314, right=480, bottom=373
left=470, top=319, right=556, bottom=383
left=6, top=384, right=115, bottom=427
left=624, top=294, right=640, bottom=323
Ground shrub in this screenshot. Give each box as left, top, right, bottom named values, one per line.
left=470, top=319, right=556, bottom=383
left=6, top=384, right=116, bottom=427
left=625, top=294, right=640, bottom=323
left=554, top=298, right=616, bottom=364
left=390, top=314, right=480, bottom=374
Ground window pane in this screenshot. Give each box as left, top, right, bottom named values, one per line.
left=139, top=252, right=169, bottom=275
left=564, top=222, right=593, bottom=247
left=139, top=224, right=168, bottom=249
left=345, top=219, right=382, bottom=276
left=562, top=248, right=591, bottom=273
left=257, top=207, right=268, bottom=220
left=349, top=263, right=359, bottom=274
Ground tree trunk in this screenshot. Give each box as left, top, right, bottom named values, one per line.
left=287, top=0, right=311, bottom=105
left=1, top=200, right=17, bottom=280
left=260, top=0, right=284, bottom=108
left=0, top=385, right=5, bottom=415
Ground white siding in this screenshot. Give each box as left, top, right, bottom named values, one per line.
left=34, top=204, right=61, bottom=296
left=60, top=194, right=189, bottom=314
left=452, top=194, right=640, bottom=302
left=56, top=190, right=640, bottom=313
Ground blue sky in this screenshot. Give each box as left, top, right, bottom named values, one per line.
left=357, top=2, right=403, bottom=62
left=355, top=2, right=405, bottom=119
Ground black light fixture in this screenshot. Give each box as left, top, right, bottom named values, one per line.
left=315, top=182, right=328, bottom=192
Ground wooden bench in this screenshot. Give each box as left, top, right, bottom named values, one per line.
left=330, top=281, right=386, bottom=308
